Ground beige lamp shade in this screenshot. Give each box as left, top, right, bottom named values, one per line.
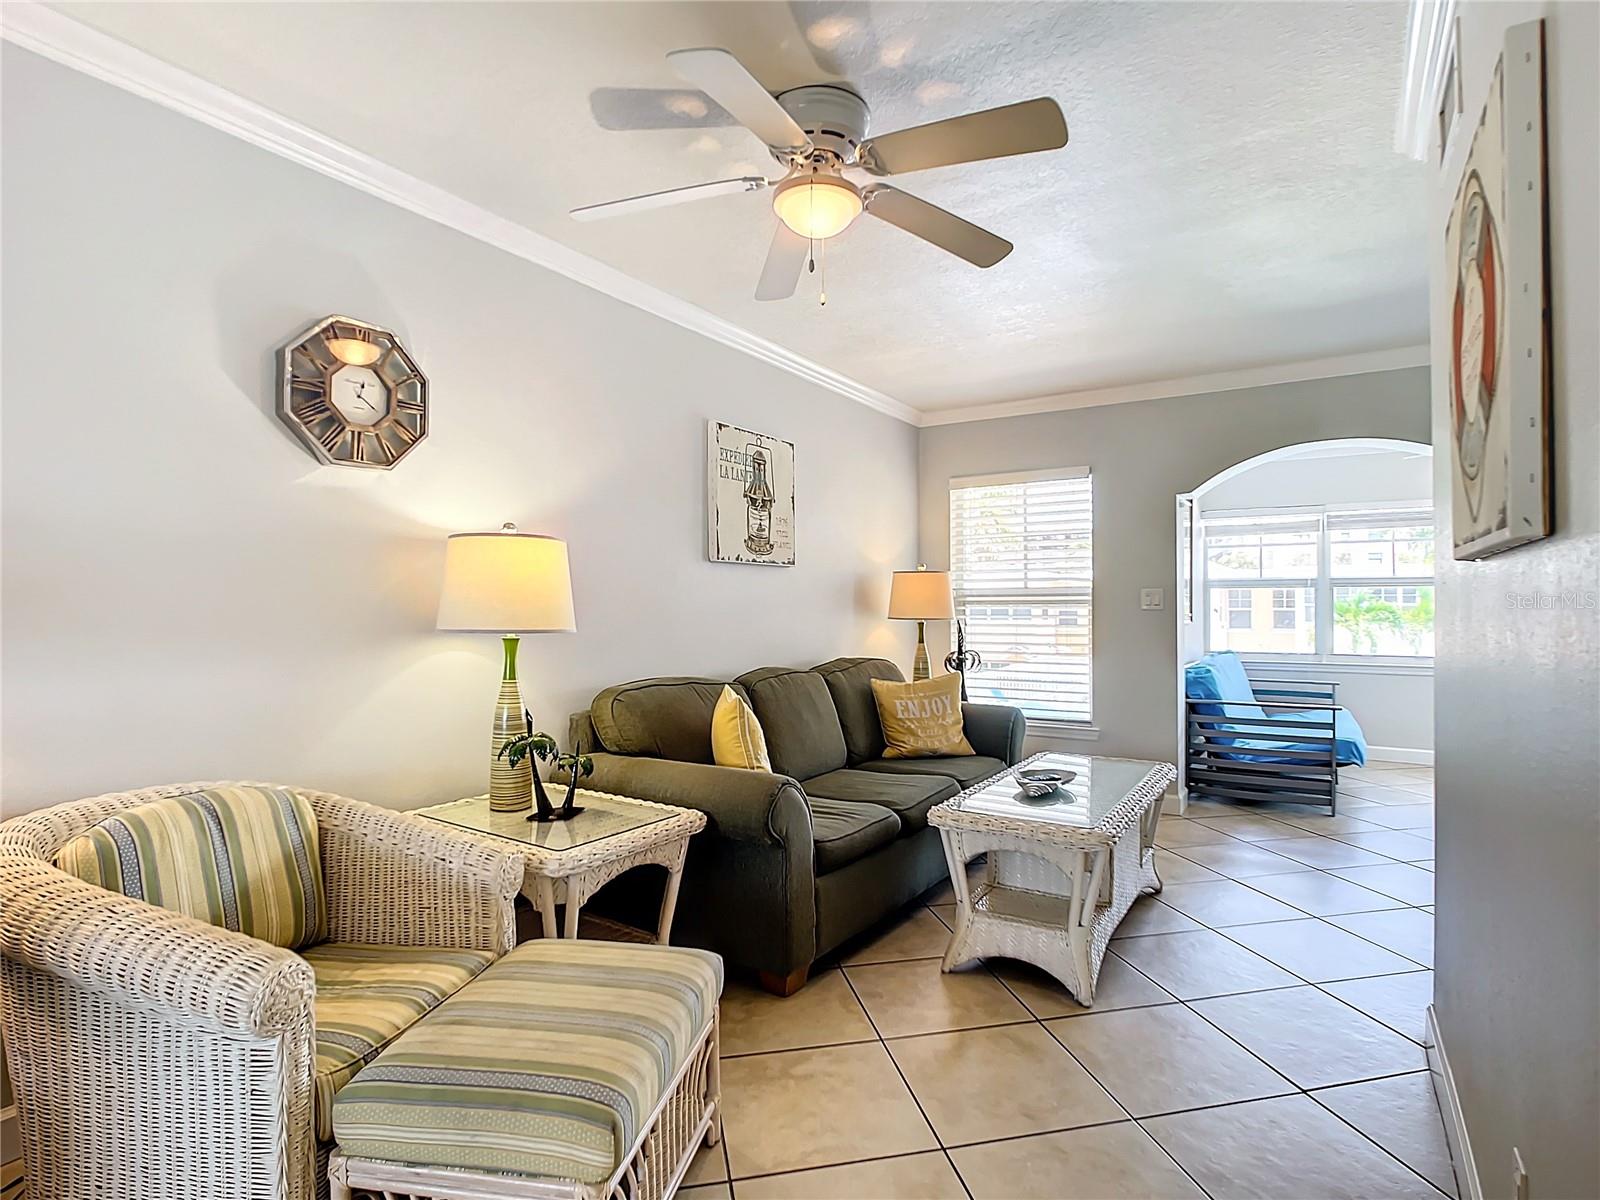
left=436, top=525, right=576, bottom=633
left=888, top=567, right=954, bottom=621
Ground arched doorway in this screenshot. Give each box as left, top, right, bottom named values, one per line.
left=1174, top=438, right=1434, bottom=807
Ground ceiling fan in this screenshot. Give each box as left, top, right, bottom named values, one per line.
left=571, top=48, right=1069, bottom=301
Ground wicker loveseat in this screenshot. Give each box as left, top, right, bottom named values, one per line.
left=0, top=781, right=526, bottom=1200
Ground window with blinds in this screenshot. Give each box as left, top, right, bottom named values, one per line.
left=949, top=469, right=1092, bottom=723
left=1201, top=503, right=1435, bottom=660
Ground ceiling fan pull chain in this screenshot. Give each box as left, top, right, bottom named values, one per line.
left=818, top=237, right=828, bottom=307
left=808, top=179, right=817, bottom=271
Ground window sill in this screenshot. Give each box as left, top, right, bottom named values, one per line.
left=1238, top=656, right=1434, bottom=678
left=1024, top=721, right=1100, bottom=741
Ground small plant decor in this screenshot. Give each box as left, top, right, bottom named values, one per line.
left=498, top=713, right=595, bottom=822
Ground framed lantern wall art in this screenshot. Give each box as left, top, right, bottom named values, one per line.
left=1446, top=20, right=1551, bottom=560
left=707, top=421, right=795, bottom=566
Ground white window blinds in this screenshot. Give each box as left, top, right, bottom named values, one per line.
left=949, top=469, right=1092, bottom=723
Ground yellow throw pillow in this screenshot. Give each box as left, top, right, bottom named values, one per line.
left=711, top=685, right=771, bottom=771
left=871, top=673, right=975, bottom=759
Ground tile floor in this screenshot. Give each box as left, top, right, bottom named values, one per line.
left=684, top=761, right=1454, bottom=1200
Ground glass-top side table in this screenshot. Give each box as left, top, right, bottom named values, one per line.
left=928, top=751, right=1176, bottom=1005
left=415, top=789, right=707, bottom=943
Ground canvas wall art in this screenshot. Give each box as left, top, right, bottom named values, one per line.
left=1446, top=19, right=1550, bottom=561
left=707, top=421, right=795, bottom=566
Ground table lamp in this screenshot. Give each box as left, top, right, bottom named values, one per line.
left=437, top=524, right=576, bottom=811
left=888, top=564, right=954, bottom=681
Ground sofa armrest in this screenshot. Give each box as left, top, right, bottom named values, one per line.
left=1220, top=699, right=1342, bottom=713
left=312, top=794, right=525, bottom=955
left=1185, top=698, right=1343, bottom=713
left=577, top=752, right=818, bottom=977
left=963, top=702, right=1027, bottom=764
left=1250, top=680, right=1340, bottom=707
left=0, top=856, right=314, bottom=1038
left=579, top=753, right=812, bottom=846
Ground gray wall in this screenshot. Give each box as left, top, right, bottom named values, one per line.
left=918, top=367, right=1431, bottom=762
left=0, top=47, right=918, bottom=817
left=1430, top=5, right=1600, bottom=1198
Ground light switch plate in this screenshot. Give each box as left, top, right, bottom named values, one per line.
left=1140, top=588, right=1165, bottom=611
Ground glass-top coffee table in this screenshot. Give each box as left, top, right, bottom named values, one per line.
left=417, top=790, right=706, bottom=943
left=928, top=751, right=1176, bottom=1005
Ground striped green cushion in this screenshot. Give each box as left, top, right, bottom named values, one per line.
left=331, top=939, right=723, bottom=1184
left=55, top=784, right=326, bottom=949
left=304, top=943, right=496, bottom=1142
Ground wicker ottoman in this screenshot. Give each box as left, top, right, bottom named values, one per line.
left=328, top=939, right=722, bottom=1200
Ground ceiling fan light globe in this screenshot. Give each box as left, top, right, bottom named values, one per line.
left=772, top=175, right=862, bottom=240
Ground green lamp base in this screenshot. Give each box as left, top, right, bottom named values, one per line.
left=490, top=634, right=532, bottom=812
left=912, top=620, right=931, bottom=681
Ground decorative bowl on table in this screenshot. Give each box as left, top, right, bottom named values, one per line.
left=1012, top=767, right=1076, bottom=801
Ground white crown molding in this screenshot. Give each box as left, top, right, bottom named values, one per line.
left=1395, top=0, right=1459, bottom=161
left=0, top=3, right=921, bottom=427
left=917, top=345, right=1433, bottom=428
left=2, top=5, right=1434, bottom=433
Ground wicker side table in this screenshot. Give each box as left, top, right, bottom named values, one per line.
left=928, top=751, right=1175, bottom=1005
left=417, top=789, right=707, bottom=943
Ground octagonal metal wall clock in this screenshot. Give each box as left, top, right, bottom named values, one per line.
left=277, top=315, right=428, bottom=469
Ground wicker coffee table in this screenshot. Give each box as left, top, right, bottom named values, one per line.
left=418, top=789, right=706, bottom=943
left=928, top=751, right=1175, bottom=1005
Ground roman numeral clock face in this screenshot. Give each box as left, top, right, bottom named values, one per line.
left=277, top=316, right=427, bottom=469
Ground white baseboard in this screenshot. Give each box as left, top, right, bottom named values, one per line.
left=1368, top=746, right=1435, bottom=765
left=1161, top=783, right=1187, bottom=816
left=1427, top=1005, right=1481, bottom=1200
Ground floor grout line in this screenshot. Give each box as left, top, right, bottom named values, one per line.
left=835, top=951, right=977, bottom=1200
left=708, top=773, right=1442, bottom=1198
left=1303, top=1082, right=1458, bottom=1198
left=1015, top=947, right=1218, bottom=1200
left=1136, top=791, right=1452, bottom=1198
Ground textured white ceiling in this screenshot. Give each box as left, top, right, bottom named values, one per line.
left=51, top=1, right=1429, bottom=415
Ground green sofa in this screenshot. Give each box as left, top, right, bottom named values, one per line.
left=566, top=657, right=1025, bottom=994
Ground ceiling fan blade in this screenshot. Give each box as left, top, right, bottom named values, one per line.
left=667, top=48, right=813, bottom=153
left=570, top=176, right=768, bottom=222
left=856, top=97, right=1068, bottom=176
left=755, top=222, right=810, bottom=301
left=862, top=184, right=1012, bottom=267
left=588, top=87, right=736, bottom=131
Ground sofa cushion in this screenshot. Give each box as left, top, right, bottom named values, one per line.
left=1184, top=651, right=1270, bottom=720
left=857, top=755, right=1010, bottom=790
left=803, top=768, right=957, bottom=834
left=736, top=667, right=849, bottom=781
left=332, top=939, right=723, bottom=1185
left=871, top=674, right=975, bottom=759
left=808, top=797, right=902, bottom=875
left=1218, top=707, right=1369, bottom=767
left=54, top=783, right=326, bottom=950
left=590, top=677, right=742, bottom=762
left=711, top=684, right=771, bottom=770
left=812, top=657, right=905, bottom=764
left=303, top=942, right=495, bottom=1141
